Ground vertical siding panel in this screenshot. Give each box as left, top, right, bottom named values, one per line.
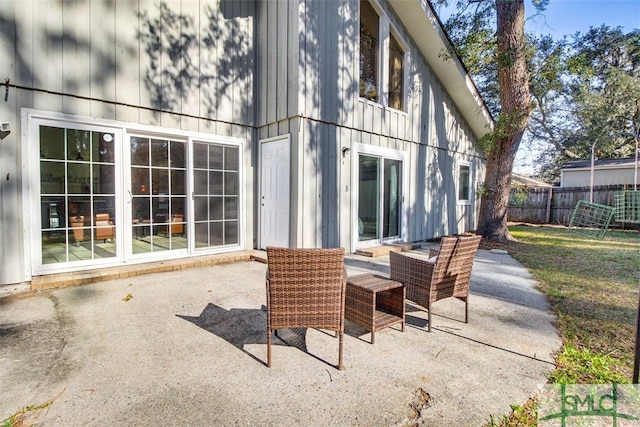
left=287, top=0, right=299, bottom=118
left=137, top=0, right=157, bottom=125
left=115, top=0, right=141, bottom=122
left=388, top=108, right=395, bottom=138
left=297, top=0, right=306, bottom=120
left=199, top=1, right=213, bottom=125
left=276, top=0, right=288, bottom=120
left=180, top=0, right=200, bottom=130
left=266, top=0, right=277, bottom=124
left=0, top=0, right=19, bottom=286
left=214, top=3, right=231, bottom=124
left=35, top=1, right=63, bottom=111
left=337, top=0, right=347, bottom=128
left=302, top=120, right=317, bottom=247
left=338, top=127, right=352, bottom=248
left=159, top=1, right=181, bottom=128
left=216, top=122, right=231, bottom=137
left=362, top=103, right=372, bottom=133
left=354, top=100, right=364, bottom=130
left=293, top=118, right=304, bottom=246
left=374, top=105, right=384, bottom=137
left=91, top=1, right=117, bottom=119
left=319, top=122, right=327, bottom=246
left=303, top=0, right=317, bottom=120
left=62, top=1, right=90, bottom=115
left=229, top=0, right=239, bottom=125
left=256, top=0, right=266, bottom=125
left=325, top=0, right=337, bottom=124
left=410, top=61, right=421, bottom=143
left=15, top=0, right=34, bottom=90
left=243, top=0, right=255, bottom=126
left=227, top=0, right=254, bottom=127
left=344, top=0, right=357, bottom=130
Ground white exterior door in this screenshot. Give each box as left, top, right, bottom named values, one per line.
left=260, top=136, right=290, bottom=249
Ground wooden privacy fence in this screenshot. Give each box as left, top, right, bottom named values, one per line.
left=508, top=184, right=630, bottom=225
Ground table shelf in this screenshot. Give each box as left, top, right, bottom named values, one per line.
left=346, top=273, right=405, bottom=344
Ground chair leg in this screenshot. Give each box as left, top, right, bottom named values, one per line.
left=464, top=297, right=469, bottom=323
left=428, top=309, right=432, bottom=332
left=338, top=331, right=345, bottom=370
left=267, top=328, right=272, bottom=367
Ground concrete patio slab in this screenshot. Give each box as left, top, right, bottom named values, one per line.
left=0, top=247, right=560, bottom=426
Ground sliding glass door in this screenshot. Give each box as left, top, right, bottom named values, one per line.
left=356, top=149, right=404, bottom=247
left=29, top=112, right=245, bottom=275
left=39, top=125, right=118, bottom=265
left=130, top=136, right=187, bottom=255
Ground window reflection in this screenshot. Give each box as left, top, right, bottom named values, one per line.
left=193, top=142, right=240, bottom=249
left=39, top=126, right=116, bottom=265
left=131, top=137, right=187, bottom=254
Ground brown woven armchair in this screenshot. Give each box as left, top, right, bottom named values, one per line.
left=389, top=235, right=481, bottom=332
left=266, top=247, right=346, bottom=370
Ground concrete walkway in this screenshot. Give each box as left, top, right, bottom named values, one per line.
left=0, top=247, right=560, bottom=426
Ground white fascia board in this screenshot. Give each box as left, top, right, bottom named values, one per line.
left=564, top=164, right=636, bottom=172
left=387, top=0, right=494, bottom=138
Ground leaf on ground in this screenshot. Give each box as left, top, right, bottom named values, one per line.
left=122, top=293, right=133, bottom=302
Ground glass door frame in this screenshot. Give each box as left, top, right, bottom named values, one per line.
left=23, top=109, right=246, bottom=278
left=125, top=132, right=190, bottom=260
left=25, top=114, right=126, bottom=274
left=351, top=142, right=408, bottom=251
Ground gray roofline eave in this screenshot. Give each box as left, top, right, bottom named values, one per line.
left=388, top=0, right=494, bottom=139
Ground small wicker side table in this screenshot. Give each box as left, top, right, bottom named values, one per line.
left=345, top=273, right=405, bottom=344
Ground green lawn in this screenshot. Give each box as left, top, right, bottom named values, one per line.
left=485, top=224, right=640, bottom=425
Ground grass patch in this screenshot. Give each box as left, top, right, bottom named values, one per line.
left=482, top=224, right=640, bottom=426
left=506, top=225, right=640, bottom=378
left=1, top=400, right=54, bottom=427
left=485, top=398, right=538, bottom=427
left=548, top=343, right=629, bottom=384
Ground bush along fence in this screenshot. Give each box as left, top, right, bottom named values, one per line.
left=508, top=184, right=639, bottom=226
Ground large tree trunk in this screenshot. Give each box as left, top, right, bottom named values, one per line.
left=477, top=0, right=532, bottom=241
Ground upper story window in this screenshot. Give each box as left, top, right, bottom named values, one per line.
left=359, top=0, right=379, bottom=102
left=359, top=0, right=406, bottom=111
left=458, top=163, right=471, bottom=204
left=388, top=32, right=404, bottom=111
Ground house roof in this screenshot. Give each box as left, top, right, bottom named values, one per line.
left=561, top=157, right=638, bottom=171
left=388, top=0, right=494, bottom=139
left=511, top=173, right=552, bottom=188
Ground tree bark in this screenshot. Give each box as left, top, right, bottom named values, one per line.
left=477, top=0, right=532, bottom=241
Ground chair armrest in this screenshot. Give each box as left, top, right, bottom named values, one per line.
left=389, top=252, right=435, bottom=289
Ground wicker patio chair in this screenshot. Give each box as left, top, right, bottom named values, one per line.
left=389, top=235, right=481, bottom=332
left=266, top=246, right=347, bottom=370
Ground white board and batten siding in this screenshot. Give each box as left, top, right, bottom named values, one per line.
left=0, top=0, right=487, bottom=285
left=256, top=0, right=486, bottom=250
left=0, top=0, right=258, bottom=285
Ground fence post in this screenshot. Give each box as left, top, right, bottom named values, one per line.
left=545, top=187, right=553, bottom=223
left=634, top=285, right=640, bottom=383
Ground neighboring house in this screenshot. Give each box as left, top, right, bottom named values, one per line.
left=560, top=158, right=639, bottom=188
left=511, top=174, right=552, bottom=189
left=0, top=0, right=492, bottom=287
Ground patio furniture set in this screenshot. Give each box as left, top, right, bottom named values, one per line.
left=265, top=235, right=482, bottom=370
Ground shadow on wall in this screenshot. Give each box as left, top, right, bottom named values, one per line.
left=138, top=1, right=254, bottom=124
